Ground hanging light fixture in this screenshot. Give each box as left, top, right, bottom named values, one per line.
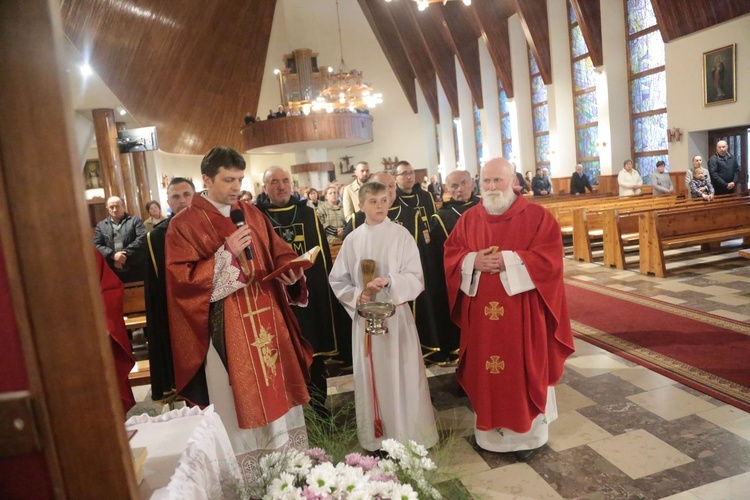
left=385, top=0, right=471, bottom=10
left=312, top=0, right=383, bottom=113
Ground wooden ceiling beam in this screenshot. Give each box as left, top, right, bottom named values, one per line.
left=409, top=3, right=459, bottom=116
left=650, top=0, right=750, bottom=42
left=471, top=0, right=514, bottom=99
left=383, top=0, right=440, bottom=123
left=570, top=0, right=603, bottom=67
left=357, top=0, right=419, bottom=115
left=433, top=2, right=484, bottom=108
left=512, top=0, right=552, bottom=85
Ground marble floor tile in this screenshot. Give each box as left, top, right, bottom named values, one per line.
left=661, top=492, right=702, bottom=500
left=627, top=386, right=717, bottom=421
left=564, top=354, right=632, bottom=378
left=696, top=405, right=750, bottom=426
left=706, top=309, right=750, bottom=322
left=683, top=470, right=750, bottom=500
left=611, top=366, right=678, bottom=391
left=432, top=436, right=490, bottom=478
left=571, top=338, right=607, bottom=357
left=435, top=406, right=475, bottom=438
left=555, top=384, right=597, bottom=414
left=705, top=294, right=750, bottom=306
left=654, top=282, right=704, bottom=293
left=717, top=415, right=750, bottom=441
left=587, top=429, right=694, bottom=480
left=460, top=463, right=563, bottom=499
left=606, top=284, right=637, bottom=292
left=547, top=411, right=612, bottom=452
left=694, top=285, right=743, bottom=296
left=569, top=274, right=597, bottom=281
left=651, top=294, right=687, bottom=305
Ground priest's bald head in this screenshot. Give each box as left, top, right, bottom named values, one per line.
left=445, top=170, right=473, bottom=203
left=263, top=166, right=292, bottom=206
left=480, top=158, right=518, bottom=215
left=371, top=171, right=397, bottom=205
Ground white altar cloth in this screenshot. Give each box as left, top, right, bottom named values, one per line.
left=126, top=405, right=242, bottom=499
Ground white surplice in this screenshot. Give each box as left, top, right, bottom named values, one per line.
left=329, top=218, right=438, bottom=451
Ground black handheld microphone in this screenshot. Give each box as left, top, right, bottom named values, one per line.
left=230, top=209, right=254, bottom=261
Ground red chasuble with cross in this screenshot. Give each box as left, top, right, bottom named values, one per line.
left=166, top=196, right=312, bottom=430
left=444, top=196, right=574, bottom=433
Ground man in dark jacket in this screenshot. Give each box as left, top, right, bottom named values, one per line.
left=708, top=140, right=740, bottom=195
left=570, top=164, right=594, bottom=195
left=94, top=196, right=146, bottom=283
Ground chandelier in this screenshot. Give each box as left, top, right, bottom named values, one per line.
left=385, top=0, right=471, bottom=11
left=312, top=0, right=383, bottom=113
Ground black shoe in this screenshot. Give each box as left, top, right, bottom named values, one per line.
left=515, top=448, right=540, bottom=462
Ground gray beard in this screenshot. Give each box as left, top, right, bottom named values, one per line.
left=482, top=187, right=516, bottom=214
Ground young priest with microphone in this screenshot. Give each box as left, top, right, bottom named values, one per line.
left=165, top=146, right=313, bottom=472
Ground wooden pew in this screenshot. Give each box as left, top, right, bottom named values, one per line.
left=639, top=202, right=750, bottom=277
left=122, top=281, right=150, bottom=386
left=602, top=196, right=748, bottom=269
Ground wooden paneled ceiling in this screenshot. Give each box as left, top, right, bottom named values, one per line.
left=60, top=0, right=277, bottom=155
left=59, top=0, right=749, bottom=153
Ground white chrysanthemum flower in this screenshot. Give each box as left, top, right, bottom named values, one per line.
left=419, top=456, right=437, bottom=471
left=306, top=462, right=337, bottom=496
left=264, top=472, right=302, bottom=500
left=407, top=441, right=428, bottom=458
left=390, top=482, right=419, bottom=500
left=335, top=464, right=366, bottom=495
left=376, top=458, right=398, bottom=476
left=366, top=479, right=400, bottom=498
left=287, top=452, right=312, bottom=479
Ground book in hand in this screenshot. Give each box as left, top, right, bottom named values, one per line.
left=263, top=246, right=321, bottom=282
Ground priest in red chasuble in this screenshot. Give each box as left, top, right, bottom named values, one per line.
left=444, top=157, right=574, bottom=461
left=166, top=147, right=312, bottom=472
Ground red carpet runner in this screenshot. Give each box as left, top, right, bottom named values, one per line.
left=565, top=278, right=750, bottom=412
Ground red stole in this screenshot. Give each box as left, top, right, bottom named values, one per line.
left=166, top=196, right=312, bottom=429
left=94, top=251, right=135, bottom=413
left=444, top=196, right=574, bottom=433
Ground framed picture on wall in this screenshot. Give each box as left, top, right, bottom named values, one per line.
left=703, top=44, right=736, bottom=106
left=83, top=159, right=103, bottom=190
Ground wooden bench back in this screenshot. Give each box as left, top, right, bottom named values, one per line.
left=655, top=202, right=750, bottom=239
left=122, top=281, right=145, bottom=315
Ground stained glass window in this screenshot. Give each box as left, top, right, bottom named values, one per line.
left=499, top=87, right=509, bottom=115
left=533, top=106, right=549, bottom=133
left=576, top=127, right=599, bottom=159
left=531, top=75, right=547, bottom=104
left=452, top=118, right=460, bottom=164
left=630, top=72, right=667, bottom=113
left=529, top=49, right=549, bottom=169
left=633, top=114, right=668, bottom=152
left=575, top=92, right=598, bottom=125
left=503, top=142, right=513, bottom=160
left=627, top=0, right=657, bottom=35
left=535, top=135, right=550, bottom=164
left=628, top=30, right=665, bottom=74
left=569, top=1, right=599, bottom=185
left=568, top=1, right=576, bottom=25
left=501, top=116, right=512, bottom=141
left=473, top=101, right=482, bottom=170
left=498, top=80, right=513, bottom=160
left=626, top=0, right=667, bottom=186
left=573, top=58, right=597, bottom=92
left=571, top=26, right=587, bottom=58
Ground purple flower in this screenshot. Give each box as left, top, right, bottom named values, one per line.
left=300, top=485, right=323, bottom=499
left=305, top=447, right=330, bottom=464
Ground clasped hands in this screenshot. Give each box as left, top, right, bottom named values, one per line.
left=113, top=251, right=127, bottom=269
left=226, top=225, right=303, bottom=285
left=474, top=247, right=505, bottom=274
left=358, top=277, right=389, bottom=305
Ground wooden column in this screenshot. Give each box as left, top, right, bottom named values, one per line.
left=0, top=0, right=137, bottom=497
left=132, top=151, right=153, bottom=220
left=116, top=121, right=141, bottom=217
left=92, top=108, right=125, bottom=201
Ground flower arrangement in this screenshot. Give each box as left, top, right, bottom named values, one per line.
left=251, top=439, right=442, bottom=499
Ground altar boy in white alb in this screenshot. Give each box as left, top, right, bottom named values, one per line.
left=329, top=181, right=438, bottom=452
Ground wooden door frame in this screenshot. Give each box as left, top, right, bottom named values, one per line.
left=0, top=1, right=137, bottom=497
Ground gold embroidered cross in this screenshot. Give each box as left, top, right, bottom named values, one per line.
left=486, top=356, right=505, bottom=374
left=484, top=301, right=504, bottom=320
left=242, top=307, right=271, bottom=319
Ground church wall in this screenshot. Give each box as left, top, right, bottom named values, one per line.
left=253, top=0, right=438, bottom=184
left=457, top=54, right=479, bottom=175
left=479, top=39, right=502, bottom=162
left=509, top=14, right=535, bottom=172
left=664, top=14, right=750, bottom=171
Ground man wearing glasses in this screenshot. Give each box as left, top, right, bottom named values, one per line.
left=394, top=160, right=437, bottom=228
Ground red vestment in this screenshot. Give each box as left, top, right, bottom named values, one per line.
left=94, top=251, right=135, bottom=413
left=444, top=196, right=574, bottom=433
left=166, top=195, right=312, bottom=429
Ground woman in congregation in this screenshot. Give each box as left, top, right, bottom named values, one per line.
left=144, top=200, right=167, bottom=232
left=306, top=188, right=320, bottom=209
left=317, top=185, right=346, bottom=243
